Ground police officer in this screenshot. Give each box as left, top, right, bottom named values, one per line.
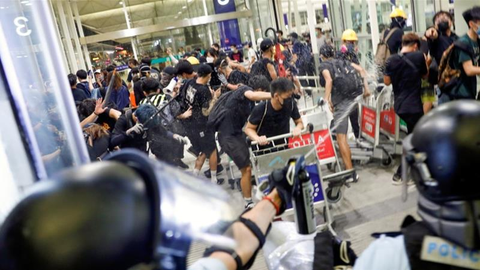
left=354, top=100, right=480, bottom=270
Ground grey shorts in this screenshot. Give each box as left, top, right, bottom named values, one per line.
left=332, top=102, right=350, bottom=134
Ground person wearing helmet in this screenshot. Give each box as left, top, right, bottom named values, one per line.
left=354, top=100, right=480, bottom=270
left=319, top=44, right=370, bottom=183
left=338, top=29, right=360, bottom=64
left=384, top=8, right=408, bottom=55
left=250, top=38, right=277, bottom=82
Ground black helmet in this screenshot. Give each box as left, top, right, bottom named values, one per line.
left=0, top=160, right=158, bottom=270
left=260, top=38, right=274, bottom=52
left=320, top=44, right=335, bottom=58
left=404, top=100, right=480, bottom=203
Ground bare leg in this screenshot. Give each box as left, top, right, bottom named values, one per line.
left=337, top=134, right=353, bottom=170
left=209, top=150, right=218, bottom=171
left=240, top=165, right=252, bottom=198
left=195, top=153, right=207, bottom=171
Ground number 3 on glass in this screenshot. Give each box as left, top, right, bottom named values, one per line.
left=14, top=17, right=32, bottom=37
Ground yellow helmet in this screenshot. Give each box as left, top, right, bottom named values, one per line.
left=390, top=8, right=407, bottom=19
left=341, top=29, right=358, bottom=41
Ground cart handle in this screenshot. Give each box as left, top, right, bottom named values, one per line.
left=249, top=123, right=314, bottom=146
left=298, top=98, right=325, bottom=113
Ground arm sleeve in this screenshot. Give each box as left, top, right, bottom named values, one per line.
left=248, top=103, right=264, bottom=125
left=291, top=101, right=301, bottom=120
left=458, top=49, right=473, bottom=64
left=417, top=52, right=428, bottom=76
left=384, top=56, right=396, bottom=77
left=127, top=71, right=133, bottom=83
left=110, top=116, right=128, bottom=148
left=387, top=31, right=403, bottom=54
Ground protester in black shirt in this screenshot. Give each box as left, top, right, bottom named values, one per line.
left=69, top=73, right=88, bottom=104
left=141, top=57, right=160, bottom=82
left=383, top=8, right=408, bottom=55
left=425, top=11, right=459, bottom=66
left=78, top=98, right=121, bottom=132
left=385, top=33, right=428, bottom=185
left=245, top=78, right=303, bottom=148
left=217, top=76, right=271, bottom=209
left=83, top=123, right=110, bottom=161
left=178, top=64, right=223, bottom=184
left=215, top=58, right=250, bottom=91
left=228, top=44, right=244, bottom=63
left=251, top=39, right=277, bottom=82
left=133, top=65, right=151, bottom=106
left=320, top=44, right=369, bottom=183
left=126, top=58, right=139, bottom=90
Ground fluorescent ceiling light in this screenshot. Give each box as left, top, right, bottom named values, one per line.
left=178, top=11, right=182, bottom=14
left=182, top=6, right=186, bottom=9
left=187, top=0, right=193, bottom=2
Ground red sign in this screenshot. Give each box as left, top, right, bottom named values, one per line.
left=380, top=108, right=396, bottom=135
left=361, top=106, right=376, bottom=139
left=288, top=129, right=335, bottom=160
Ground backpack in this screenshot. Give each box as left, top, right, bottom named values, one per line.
left=437, top=40, right=474, bottom=96
left=374, top=28, right=399, bottom=67
left=251, top=58, right=273, bottom=82
left=207, top=90, right=236, bottom=131
left=326, top=59, right=363, bottom=105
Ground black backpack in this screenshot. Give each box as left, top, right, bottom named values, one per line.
left=251, top=58, right=273, bottom=82
left=207, top=90, right=236, bottom=131
left=324, top=59, right=363, bottom=104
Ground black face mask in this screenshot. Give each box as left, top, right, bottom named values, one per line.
left=396, top=18, right=406, bottom=29
left=437, top=21, right=449, bottom=33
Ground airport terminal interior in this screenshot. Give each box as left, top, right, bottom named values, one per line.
left=1, top=0, right=480, bottom=269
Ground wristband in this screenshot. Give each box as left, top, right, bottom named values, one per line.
left=262, top=196, right=280, bottom=216
left=93, top=112, right=99, bottom=116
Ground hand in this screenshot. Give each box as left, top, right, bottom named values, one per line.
left=267, top=167, right=292, bottom=215
left=425, top=28, right=438, bottom=40
left=180, top=107, right=192, bottom=119
left=257, top=135, right=269, bottom=146
left=173, top=134, right=189, bottom=144
left=94, top=98, right=106, bottom=115
left=326, top=98, right=334, bottom=112
left=213, top=87, right=221, bottom=99
left=126, top=123, right=144, bottom=136
left=363, top=90, right=371, bottom=98
left=218, top=73, right=228, bottom=86
left=292, top=126, right=302, bottom=137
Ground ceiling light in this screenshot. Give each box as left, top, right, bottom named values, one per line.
left=187, top=0, right=193, bottom=2
left=182, top=6, right=186, bottom=9
left=119, top=1, right=123, bottom=4
left=20, top=0, right=29, bottom=3
left=178, top=11, right=182, bottom=14
left=25, top=3, right=32, bottom=5
left=174, top=16, right=178, bottom=19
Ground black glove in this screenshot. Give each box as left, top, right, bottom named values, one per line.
left=267, top=167, right=292, bottom=215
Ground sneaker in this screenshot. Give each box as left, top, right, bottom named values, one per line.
left=204, top=164, right=225, bottom=178
left=346, top=172, right=359, bottom=183
left=216, top=178, right=225, bottom=185
left=392, top=174, right=403, bottom=186
left=245, top=201, right=255, bottom=209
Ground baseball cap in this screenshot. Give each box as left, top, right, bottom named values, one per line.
left=139, top=64, right=151, bottom=73
left=175, top=60, right=194, bottom=75
left=197, top=64, right=213, bottom=77
left=260, top=38, right=274, bottom=52
left=288, top=32, right=299, bottom=39
left=163, top=66, right=177, bottom=75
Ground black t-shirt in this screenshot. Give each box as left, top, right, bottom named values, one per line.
left=229, top=51, right=244, bottom=62
left=133, top=79, right=147, bottom=106
left=228, top=70, right=250, bottom=86
left=428, top=32, right=458, bottom=65
left=87, top=135, right=110, bottom=161
left=110, top=114, right=147, bottom=152
left=384, top=26, right=404, bottom=55
left=72, top=88, right=89, bottom=104
left=219, top=86, right=255, bottom=136
left=248, top=99, right=301, bottom=139
left=207, top=63, right=221, bottom=88
left=127, top=70, right=133, bottom=83
left=385, top=51, right=427, bottom=114
left=96, top=108, right=117, bottom=132
left=180, top=79, right=212, bottom=130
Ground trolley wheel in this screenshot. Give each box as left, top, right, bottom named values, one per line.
left=381, top=151, right=393, bottom=167
left=326, top=187, right=342, bottom=204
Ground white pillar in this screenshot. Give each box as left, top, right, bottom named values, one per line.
left=306, top=0, right=318, bottom=54
left=368, top=0, right=380, bottom=54
left=454, top=0, right=470, bottom=36
left=122, top=1, right=138, bottom=60
left=56, top=0, right=78, bottom=72
left=49, top=0, right=70, bottom=73
left=276, top=0, right=286, bottom=34
left=65, top=1, right=86, bottom=70
left=72, top=1, right=93, bottom=71
left=203, top=0, right=214, bottom=45
left=293, top=0, right=301, bottom=33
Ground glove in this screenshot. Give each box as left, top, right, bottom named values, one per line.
left=126, top=123, right=144, bottom=136
left=174, top=135, right=189, bottom=145
left=267, top=167, right=293, bottom=215
left=218, top=73, right=228, bottom=86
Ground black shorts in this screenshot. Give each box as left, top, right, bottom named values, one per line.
left=186, top=128, right=217, bottom=156
left=219, top=134, right=250, bottom=169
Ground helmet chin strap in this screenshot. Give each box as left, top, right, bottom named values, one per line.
left=418, top=194, right=480, bottom=250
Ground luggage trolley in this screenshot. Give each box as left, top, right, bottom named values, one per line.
left=349, top=86, right=395, bottom=166
left=249, top=124, right=336, bottom=232
left=377, top=86, right=403, bottom=156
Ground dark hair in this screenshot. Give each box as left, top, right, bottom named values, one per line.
left=141, top=57, right=152, bottom=66
left=76, top=69, right=87, bottom=80
left=270, top=78, right=294, bottom=96
left=248, top=75, right=270, bottom=91
left=142, top=78, right=160, bottom=94
left=402, top=33, right=421, bottom=48
left=68, top=73, right=77, bottom=87
left=175, top=60, right=194, bottom=75
left=78, top=98, right=96, bottom=119
left=197, top=64, right=213, bottom=77
left=106, top=65, right=116, bottom=72
left=315, top=27, right=322, bottom=32
left=207, top=48, right=218, bottom=58
left=230, top=44, right=237, bottom=48
left=463, top=6, right=480, bottom=26
left=135, top=104, right=158, bottom=127
left=214, top=57, right=228, bottom=69
left=433, top=11, right=454, bottom=24
left=128, top=58, right=139, bottom=66
left=106, top=72, right=122, bottom=90
left=212, top=43, right=220, bottom=50
left=276, top=30, right=283, bottom=35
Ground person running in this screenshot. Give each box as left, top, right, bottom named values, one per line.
left=319, top=44, right=370, bottom=183
left=250, top=39, right=277, bottom=82
left=216, top=75, right=271, bottom=209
